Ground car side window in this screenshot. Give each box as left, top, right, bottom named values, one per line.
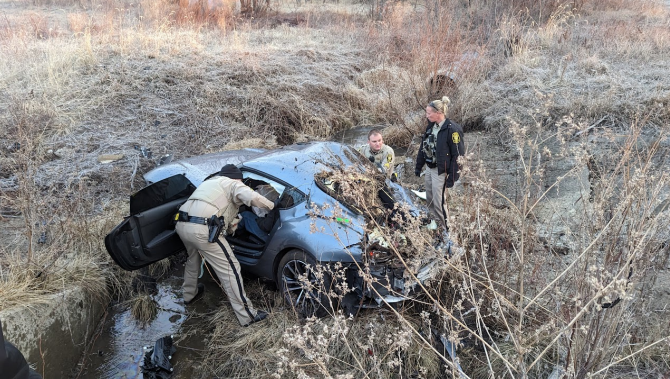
left=281, top=187, right=304, bottom=209
left=242, top=171, right=305, bottom=209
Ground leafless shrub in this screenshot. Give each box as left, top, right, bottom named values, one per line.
left=442, top=104, right=670, bottom=377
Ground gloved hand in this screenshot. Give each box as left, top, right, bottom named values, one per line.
left=227, top=214, right=241, bottom=235
left=415, top=169, right=421, bottom=177
left=368, top=156, right=375, bottom=163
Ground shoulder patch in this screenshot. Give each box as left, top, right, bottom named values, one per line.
left=452, top=132, right=461, bottom=144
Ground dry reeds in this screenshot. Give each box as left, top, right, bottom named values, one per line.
left=202, top=305, right=444, bottom=378
left=130, top=293, right=158, bottom=323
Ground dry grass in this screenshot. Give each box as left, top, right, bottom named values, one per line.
left=476, top=2, right=670, bottom=130
left=199, top=287, right=444, bottom=378
left=0, top=212, right=114, bottom=310
left=147, top=256, right=172, bottom=279
left=129, top=293, right=158, bottom=323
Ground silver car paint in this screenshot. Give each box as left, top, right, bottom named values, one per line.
left=142, top=142, right=373, bottom=280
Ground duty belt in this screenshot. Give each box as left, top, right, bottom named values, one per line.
left=426, top=162, right=437, bottom=169
left=176, top=211, right=209, bottom=225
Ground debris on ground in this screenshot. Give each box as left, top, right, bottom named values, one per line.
left=141, top=335, right=176, bottom=379
left=97, top=154, right=124, bottom=164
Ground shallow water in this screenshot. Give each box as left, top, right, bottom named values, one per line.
left=75, top=271, right=220, bottom=379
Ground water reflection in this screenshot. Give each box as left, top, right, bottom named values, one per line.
left=80, top=272, right=216, bottom=379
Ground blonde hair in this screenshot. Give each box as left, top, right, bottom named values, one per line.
left=428, top=96, right=451, bottom=115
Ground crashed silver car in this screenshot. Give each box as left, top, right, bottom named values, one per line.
left=105, top=142, right=447, bottom=316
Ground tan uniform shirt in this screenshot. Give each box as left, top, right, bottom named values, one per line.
left=432, top=119, right=445, bottom=141
left=358, top=144, right=395, bottom=177
left=179, top=176, right=274, bottom=232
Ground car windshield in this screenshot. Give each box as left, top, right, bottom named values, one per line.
left=314, top=168, right=387, bottom=218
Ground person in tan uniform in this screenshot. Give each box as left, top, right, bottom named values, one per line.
left=357, top=129, right=396, bottom=179
left=175, top=164, right=274, bottom=326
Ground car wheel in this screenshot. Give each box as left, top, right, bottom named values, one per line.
left=340, top=292, right=359, bottom=318
left=276, top=250, right=333, bottom=318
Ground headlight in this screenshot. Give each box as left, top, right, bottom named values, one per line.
left=368, top=249, right=392, bottom=264
left=366, top=228, right=392, bottom=264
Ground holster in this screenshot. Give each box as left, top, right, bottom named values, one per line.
left=173, top=211, right=188, bottom=225
left=207, top=215, right=224, bottom=243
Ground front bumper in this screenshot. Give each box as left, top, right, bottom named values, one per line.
left=346, top=256, right=445, bottom=305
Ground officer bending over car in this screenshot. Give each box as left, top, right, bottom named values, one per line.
left=175, top=164, right=274, bottom=326
left=415, top=96, right=464, bottom=236
left=358, top=129, right=396, bottom=180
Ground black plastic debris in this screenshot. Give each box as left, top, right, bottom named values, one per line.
left=142, top=147, right=153, bottom=159
left=134, top=145, right=153, bottom=159
left=157, top=154, right=173, bottom=166
left=141, top=335, right=176, bottom=379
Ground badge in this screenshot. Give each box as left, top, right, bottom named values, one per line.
left=452, top=132, right=461, bottom=144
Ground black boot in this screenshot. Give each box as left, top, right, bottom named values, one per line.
left=244, top=310, right=268, bottom=327
left=184, top=283, right=205, bottom=305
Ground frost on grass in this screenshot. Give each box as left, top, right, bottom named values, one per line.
left=274, top=313, right=438, bottom=379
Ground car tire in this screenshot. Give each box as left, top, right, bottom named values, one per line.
left=276, top=250, right=333, bottom=318
left=340, top=292, right=359, bottom=318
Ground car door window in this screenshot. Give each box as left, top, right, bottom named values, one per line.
left=243, top=172, right=284, bottom=195
left=281, top=187, right=304, bottom=208
left=130, top=174, right=196, bottom=214
left=242, top=171, right=304, bottom=209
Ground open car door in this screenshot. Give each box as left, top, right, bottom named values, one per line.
left=104, top=174, right=197, bottom=271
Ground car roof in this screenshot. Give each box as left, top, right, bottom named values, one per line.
left=143, top=142, right=368, bottom=188
left=143, top=148, right=267, bottom=186
left=241, top=142, right=365, bottom=190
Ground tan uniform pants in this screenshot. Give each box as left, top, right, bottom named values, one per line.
left=176, top=221, right=257, bottom=326
left=425, top=167, right=449, bottom=230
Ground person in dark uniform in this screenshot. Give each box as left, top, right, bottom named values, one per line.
left=175, top=164, right=274, bottom=326
left=0, top=321, right=42, bottom=379
left=415, top=96, right=464, bottom=234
